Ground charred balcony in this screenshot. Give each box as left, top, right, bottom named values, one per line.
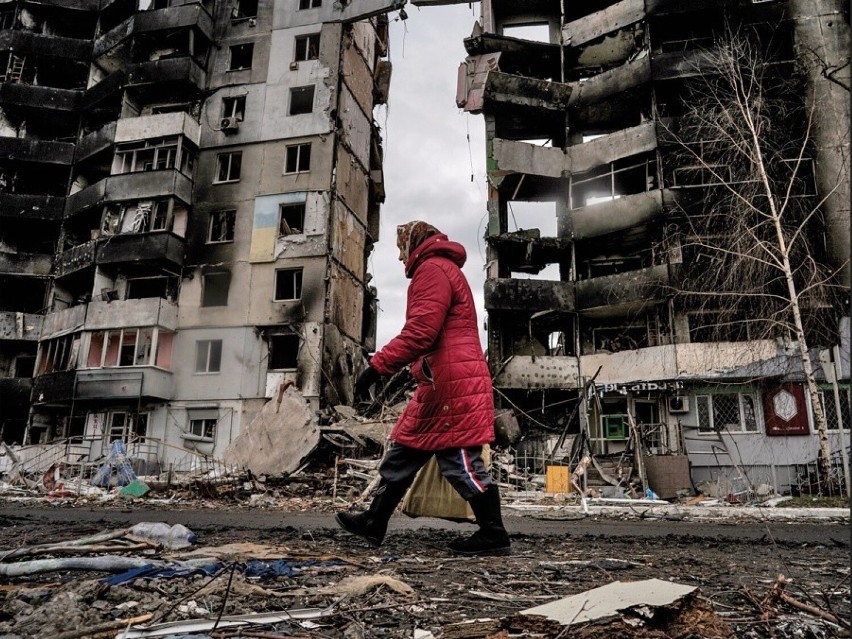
left=75, top=122, right=116, bottom=163
left=30, top=370, right=75, bottom=406
left=133, top=3, right=214, bottom=42
left=0, top=83, right=79, bottom=112
left=0, top=274, right=48, bottom=314
left=568, top=189, right=677, bottom=240
left=65, top=169, right=193, bottom=218
left=485, top=278, right=575, bottom=313
left=0, top=194, right=65, bottom=221
left=125, top=56, right=207, bottom=101
left=0, top=250, right=52, bottom=276
left=487, top=229, right=570, bottom=276
left=464, top=34, right=561, bottom=81
left=0, top=30, right=91, bottom=61
left=0, top=137, right=74, bottom=165
left=0, top=376, right=33, bottom=416
left=74, top=368, right=173, bottom=402
left=575, top=264, right=671, bottom=315
left=56, top=232, right=185, bottom=277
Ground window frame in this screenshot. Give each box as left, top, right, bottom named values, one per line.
left=274, top=268, right=304, bottom=301
left=298, top=0, right=321, bottom=9
left=288, top=85, right=316, bottom=116
left=268, top=334, right=301, bottom=370
left=200, top=271, right=231, bottom=308
left=294, top=34, right=321, bottom=62
left=207, top=209, right=236, bottom=244
left=696, top=392, right=761, bottom=434
left=284, top=143, right=311, bottom=174
left=279, top=202, right=306, bottom=236
left=228, top=43, right=254, bottom=71
left=195, top=339, right=223, bottom=374
left=189, top=417, right=217, bottom=440
left=222, top=95, right=247, bottom=121
left=214, top=151, right=242, bottom=184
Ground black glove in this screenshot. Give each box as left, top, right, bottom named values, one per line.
left=353, top=365, right=380, bottom=403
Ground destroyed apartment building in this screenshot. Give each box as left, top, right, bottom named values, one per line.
left=0, top=0, right=402, bottom=472
left=442, top=0, right=851, bottom=496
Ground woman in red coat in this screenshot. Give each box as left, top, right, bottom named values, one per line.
left=336, top=221, right=510, bottom=556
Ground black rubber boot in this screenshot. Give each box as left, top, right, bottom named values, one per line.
left=335, top=479, right=408, bottom=546
left=448, top=484, right=511, bottom=556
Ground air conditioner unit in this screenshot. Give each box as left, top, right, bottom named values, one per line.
left=220, top=117, right=240, bottom=133
left=668, top=396, right=690, bottom=413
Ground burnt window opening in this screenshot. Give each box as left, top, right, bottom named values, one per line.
left=279, top=202, right=305, bottom=235
left=289, top=85, right=315, bottom=115
left=688, top=311, right=751, bottom=343
left=37, top=334, right=77, bottom=375
left=208, top=210, right=236, bottom=243
left=125, top=276, right=177, bottom=300
left=569, top=156, right=657, bottom=209
left=295, top=34, right=321, bottom=61
left=14, top=356, right=35, bottom=378
left=215, top=152, right=242, bottom=183
left=299, top=0, right=321, bottom=8
left=228, top=43, right=254, bottom=71
left=592, top=326, right=649, bottom=353
left=201, top=271, right=231, bottom=307
left=195, top=339, right=222, bottom=373
left=0, top=9, right=15, bottom=30
left=222, top=96, right=246, bottom=121
left=233, top=0, right=258, bottom=19
left=284, top=143, right=311, bottom=174
left=269, top=334, right=300, bottom=369
left=502, top=22, right=551, bottom=43
left=274, top=268, right=303, bottom=301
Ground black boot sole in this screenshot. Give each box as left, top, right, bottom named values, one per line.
left=335, top=513, right=383, bottom=546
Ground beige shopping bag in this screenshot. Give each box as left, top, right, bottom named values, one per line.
left=401, top=445, right=491, bottom=522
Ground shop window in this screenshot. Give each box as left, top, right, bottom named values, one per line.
left=201, top=271, right=231, bottom=307
left=279, top=202, right=305, bottom=235
left=208, top=210, right=236, bottom=243
left=295, top=34, right=320, bottom=61
left=284, top=143, right=311, bottom=174
left=195, top=339, right=222, bottom=373
left=274, top=268, right=303, bottom=301
left=215, top=152, right=242, bottom=183
left=269, top=334, right=300, bottom=369
left=696, top=393, right=759, bottom=433
left=289, top=86, right=315, bottom=115
left=229, top=43, right=254, bottom=71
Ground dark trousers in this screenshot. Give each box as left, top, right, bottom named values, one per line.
left=378, top=442, right=492, bottom=501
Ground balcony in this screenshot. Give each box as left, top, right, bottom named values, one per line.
left=0, top=30, right=91, bottom=60
left=485, top=278, right=576, bottom=312
left=80, top=70, right=125, bottom=112
left=55, top=240, right=98, bottom=278
left=0, top=83, right=80, bottom=112
left=0, top=251, right=52, bottom=276
left=581, top=345, right=678, bottom=385
left=568, top=54, right=651, bottom=109
left=97, top=231, right=185, bottom=269
left=75, top=122, right=116, bottom=163
left=133, top=4, right=214, bottom=42
left=23, top=0, right=100, bottom=10
left=41, top=305, right=87, bottom=340
left=31, top=370, right=76, bottom=406
left=0, top=311, right=42, bottom=341
left=0, top=137, right=74, bottom=165
left=570, top=189, right=677, bottom=240
left=576, top=264, right=671, bottom=314
left=0, top=193, right=65, bottom=221
left=0, top=377, right=33, bottom=413
left=75, top=368, right=173, bottom=401
left=115, top=112, right=201, bottom=147
left=84, top=297, right=178, bottom=332
left=126, top=57, right=206, bottom=95
left=493, top=356, right=581, bottom=389
left=65, top=169, right=193, bottom=216
left=562, top=0, right=645, bottom=49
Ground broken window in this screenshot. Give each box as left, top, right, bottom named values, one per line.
left=279, top=202, right=305, bottom=235
left=85, top=328, right=152, bottom=368
left=284, top=143, right=311, bottom=174
left=295, top=34, right=320, bottom=61
left=195, top=339, right=223, bottom=373
left=298, top=0, right=321, bottom=9
left=107, top=412, right=149, bottom=442
left=208, top=210, right=236, bottom=243
left=696, top=393, right=759, bottom=433
left=189, top=417, right=217, bottom=439
left=125, top=276, right=175, bottom=300
left=274, top=268, right=304, bottom=301
left=201, top=271, right=231, bottom=307
left=592, top=326, right=648, bottom=353
left=114, top=137, right=179, bottom=174
left=222, top=96, right=246, bottom=121
left=215, top=152, right=242, bottom=183
left=502, top=23, right=551, bottom=43
left=269, top=334, right=300, bottom=369
left=36, top=335, right=77, bottom=375
left=289, top=85, right=315, bottom=115
left=229, top=43, right=254, bottom=71
left=233, top=0, right=258, bottom=19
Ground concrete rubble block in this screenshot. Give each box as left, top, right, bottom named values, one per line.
left=224, top=385, right=319, bottom=476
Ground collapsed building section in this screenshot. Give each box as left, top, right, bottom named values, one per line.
left=446, top=0, right=851, bottom=494
left=0, top=0, right=403, bottom=473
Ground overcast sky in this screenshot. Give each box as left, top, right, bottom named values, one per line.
left=372, top=4, right=489, bottom=349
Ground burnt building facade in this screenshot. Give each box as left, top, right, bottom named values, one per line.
left=443, top=0, right=850, bottom=493
left=0, top=0, right=400, bottom=468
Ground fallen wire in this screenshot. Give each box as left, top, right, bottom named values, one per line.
left=212, top=561, right=239, bottom=632
left=148, top=562, right=233, bottom=625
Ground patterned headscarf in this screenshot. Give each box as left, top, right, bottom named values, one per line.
left=396, top=220, right=441, bottom=264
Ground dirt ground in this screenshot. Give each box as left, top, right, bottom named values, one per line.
left=0, top=500, right=849, bottom=639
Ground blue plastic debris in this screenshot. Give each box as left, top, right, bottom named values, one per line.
left=91, top=440, right=137, bottom=487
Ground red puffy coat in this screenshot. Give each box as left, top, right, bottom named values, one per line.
left=370, top=234, right=494, bottom=451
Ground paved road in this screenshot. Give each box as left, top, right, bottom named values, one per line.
left=1, top=505, right=847, bottom=546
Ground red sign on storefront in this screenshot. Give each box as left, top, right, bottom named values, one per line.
left=763, top=384, right=810, bottom=436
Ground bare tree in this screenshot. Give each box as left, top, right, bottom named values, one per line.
left=662, top=24, right=848, bottom=486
